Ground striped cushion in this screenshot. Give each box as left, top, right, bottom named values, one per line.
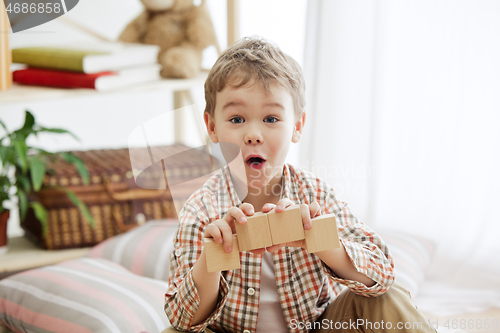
left=87, top=219, right=179, bottom=281
left=0, top=258, right=171, bottom=333
left=378, top=229, right=435, bottom=298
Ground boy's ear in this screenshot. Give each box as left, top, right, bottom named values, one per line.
left=292, top=112, right=306, bottom=143
left=204, top=112, right=219, bottom=143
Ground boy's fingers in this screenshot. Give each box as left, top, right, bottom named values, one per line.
left=226, top=207, right=247, bottom=225
left=204, top=223, right=223, bottom=243
left=299, top=204, right=312, bottom=230
left=309, top=201, right=321, bottom=218
left=262, top=203, right=276, bottom=213
left=216, top=222, right=234, bottom=253
left=275, top=198, right=293, bottom=212
left=203, top=220, right=235, bottom=253
left=239, top=203, right=255, bottom=216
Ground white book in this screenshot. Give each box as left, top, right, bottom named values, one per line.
left=94, top=63, right=162, bottom=91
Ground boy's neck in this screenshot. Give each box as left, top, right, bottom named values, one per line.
left=241, top=173, right=284, bottom=212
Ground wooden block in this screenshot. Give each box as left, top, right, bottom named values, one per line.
left=204, top=235, right=240, bottom=272
left=267, top=205, right=305, bottom=245
left=234, top=212, right=273, bottom=251
left=304, top=214, right=340, bottom=253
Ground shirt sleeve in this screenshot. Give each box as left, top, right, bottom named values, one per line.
left=164, top=203, right=230, bottom=332
left=321, top=194, right=395, bottom=297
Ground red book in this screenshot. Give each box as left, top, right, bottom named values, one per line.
left=13, top=64, right=161, bottom=91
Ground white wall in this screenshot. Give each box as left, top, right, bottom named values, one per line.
left=1, top=0, right=307, bottom=237
left=368, top=0, right=500, bottom=288
left=302, top=1, right=500, bottom=305
left=301, top=0, right=377, bottom=222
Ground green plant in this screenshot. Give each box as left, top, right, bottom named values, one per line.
left=0, top=110, right=94, bottom=235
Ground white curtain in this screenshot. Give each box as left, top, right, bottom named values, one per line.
left=302, top=0, right=500, bottom=315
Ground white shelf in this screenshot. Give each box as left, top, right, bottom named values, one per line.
left=0, top=236, right=90, bottom=274
left=0, top=71, right=208, bottom=105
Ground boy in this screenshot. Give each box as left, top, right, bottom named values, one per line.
left=164, top=37, right=435, bottom=333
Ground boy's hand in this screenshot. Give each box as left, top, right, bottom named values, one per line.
left=262, top=199, right=321, bottom=252
left=203, top=203, right=267, bottom=255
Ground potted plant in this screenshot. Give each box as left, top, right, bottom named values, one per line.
left=0, top=110, right=93, bottom=253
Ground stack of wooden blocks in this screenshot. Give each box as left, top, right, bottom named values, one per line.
left=204, top=205, right=340, bottom=272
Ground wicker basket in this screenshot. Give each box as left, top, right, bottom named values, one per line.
left=21, top=144, right=219, bottom=249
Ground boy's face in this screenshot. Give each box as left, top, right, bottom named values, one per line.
left=205, top=80, right=305, bottom=190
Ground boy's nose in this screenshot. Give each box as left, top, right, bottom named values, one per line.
left=244, top=131, right=263, bottom=144
left=246, top=138, right=261, bottom=144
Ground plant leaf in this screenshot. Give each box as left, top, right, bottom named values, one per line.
left=28, top=156, right=46, bottom=191
left=63, top=189, right=95, bottom=228
left=33, top=147, right=54, bottom=156
left=32, top=148, right=59, bottom=163
left=22, top=111, right=35, bottom=131
left=60, top=153, right=89, bottom=185
left=17, top=189, right=28, bottom=221
left=0, top=176, right=12, bottom=209
left=13, top=111, right=37, bottom=139
left=0, top=119, right=9, bottom=134
left=30, top=202, right=48, bottom=236
left=16, top=174, right=32, bottom=192
left=38, top=127, right=80, bottom=142
left=0, top=145, right=15, bottom=166
left=13, top=138, right=28, bottom=173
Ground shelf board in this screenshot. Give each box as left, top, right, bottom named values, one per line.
left=0, top=71, right=208, bottom=105
left=0, top=236, right=90, bottom=274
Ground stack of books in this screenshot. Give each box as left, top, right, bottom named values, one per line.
left=11, top=42, right=162, bottom=92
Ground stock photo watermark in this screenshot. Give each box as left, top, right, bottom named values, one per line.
left=3, top=0, right=79, bottom=32
left=290, top=318, right=499, bottom=331
left=290, top=319, right=425, bottom=331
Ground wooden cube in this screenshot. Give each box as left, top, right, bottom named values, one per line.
left=267, top=205, right=305, bottom=245
left=204, top=235, right=240, bottom=272
left=234, top=212, right=273, bottom=251
left=304, top=214, right=340, bottom=253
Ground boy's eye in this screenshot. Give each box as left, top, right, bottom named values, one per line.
left=264, top=116, right=278, bottom=123
left=230, top=117, right=244, bottom=124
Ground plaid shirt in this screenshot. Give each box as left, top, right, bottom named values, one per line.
left=165, top=164, right=394, bottom=333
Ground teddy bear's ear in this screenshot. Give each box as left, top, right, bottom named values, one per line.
left=141, top=0, right=176, bottom=12
left=169, top=0, right=196, bottom=12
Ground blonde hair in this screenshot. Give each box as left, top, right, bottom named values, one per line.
left=204, top=36, right=306, bottom=117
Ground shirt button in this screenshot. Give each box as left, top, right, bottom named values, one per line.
left=247, top=288, right=255, bottom=296
left=175, top=249, right=182, bottom=257
left=243, top=330, right=251, bottom=333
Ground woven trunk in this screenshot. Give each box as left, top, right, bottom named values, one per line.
left=21, top=144, right=220, bottom=249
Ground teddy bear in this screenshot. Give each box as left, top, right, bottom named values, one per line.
left=118, top=0, right=218, bottom=78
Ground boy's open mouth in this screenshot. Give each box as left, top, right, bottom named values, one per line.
left=245, top=155, right=266, bottom=170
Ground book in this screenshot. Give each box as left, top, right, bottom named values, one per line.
left=13, top=64, right=161, bottom=92
left=12, top=42, right=160, bottom=73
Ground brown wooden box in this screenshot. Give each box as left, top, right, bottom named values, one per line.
left=21, top=144, right=220, bottom=250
